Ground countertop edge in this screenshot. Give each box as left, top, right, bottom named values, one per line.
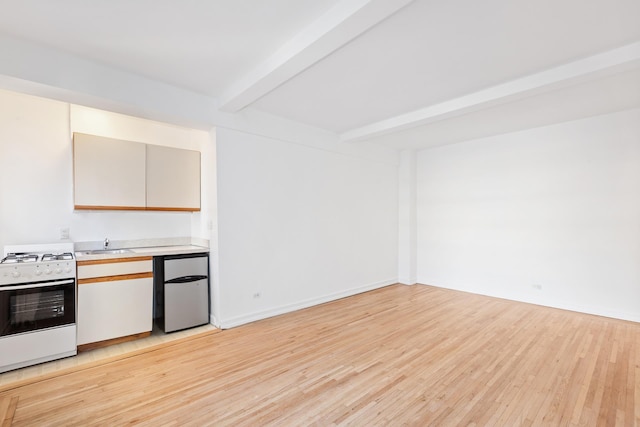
left=75, top=245, right=209, bottom=261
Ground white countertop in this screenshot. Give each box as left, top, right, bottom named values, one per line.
left=75, top=244, right=209, bottom=261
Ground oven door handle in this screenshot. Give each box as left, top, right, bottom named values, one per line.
left=1, top=279, right=75, bottom=291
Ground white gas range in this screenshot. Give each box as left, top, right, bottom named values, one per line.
left=0, top=243, right=77, bottom=373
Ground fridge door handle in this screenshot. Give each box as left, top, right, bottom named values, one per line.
left=165, top=275, right=208, bottom=284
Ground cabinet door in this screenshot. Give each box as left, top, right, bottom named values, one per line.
left=77, top=277, right=153, bottom=345
left=73, top=133, right=146, bottom=209
left=146, top=144, right=201, bottom=211
left=165, top=279, right=209, bottom=332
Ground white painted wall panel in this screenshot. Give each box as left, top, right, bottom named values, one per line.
left=216, top=127, right=398, bottom=327
left=0, top=89, right=73, bottom=248
left=416, top=108, right=640, bottom=321
left=397, top=150, right=417, bottom=285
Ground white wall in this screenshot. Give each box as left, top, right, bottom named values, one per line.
left=416, top=108, right=640, bottom=321
left=215, top=127, right=398, bottom=327
left=0, top=89, right=213, bottom=250
left=0, top=89, right=71, bottom=248
left=397, top=150, right=417, bottom=285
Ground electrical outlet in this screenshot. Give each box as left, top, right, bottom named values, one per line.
left=532, top=284, right=542, bottom=290
left=59, top=227, right=70, bottom=240
left=253, top=292, right=261, bottom=299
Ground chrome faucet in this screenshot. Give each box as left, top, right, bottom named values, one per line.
left=103, top=238, right=109, bottom=250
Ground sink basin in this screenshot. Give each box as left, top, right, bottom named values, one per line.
left=78, top=249, right=132, bottom=255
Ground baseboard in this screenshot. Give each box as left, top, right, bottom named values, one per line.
left=532, top=299, right=640, bottom=323
left=219, top=279, right=397, bottom=329
left=209, top=314, right=221, bottom=328
left=418, top=283, right=640, bottom=323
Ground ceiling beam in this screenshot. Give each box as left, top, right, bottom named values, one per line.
left=341, top=41, right=640, bottom=142
left=218, top=0, right=415, bottom=113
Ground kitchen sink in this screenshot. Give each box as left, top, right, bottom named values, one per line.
left=77, top=249, right=132, bottom=255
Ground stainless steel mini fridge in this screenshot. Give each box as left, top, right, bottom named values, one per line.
left=154, top=252, right=210, bottom=333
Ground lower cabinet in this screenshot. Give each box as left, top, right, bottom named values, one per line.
left=77, top=257, right=153, bottom=348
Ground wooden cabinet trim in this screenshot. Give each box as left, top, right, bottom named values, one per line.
left=77, top=256, right=152, bottom=266
left=145, top=206, right=201, bottom=212
left=74, top=205, right=145, bottom=211
left=75, top=206, right=200, bottom=212
left=78, top=272, right=153, bottom=285
left=77, top=331, right=152, bottom=352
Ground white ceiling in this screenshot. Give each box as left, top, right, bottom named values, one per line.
left=254, top=0, right=640, bottom=132
left=366, top=67, right=640, bottom=150
left=0, top=0, right=639, bottom=149
left=0, top=0, right=342, bottom=95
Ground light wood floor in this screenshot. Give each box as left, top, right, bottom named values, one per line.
left=0, top=324, right=219, bottom=390
left=2, top=284, right=639, bottom=426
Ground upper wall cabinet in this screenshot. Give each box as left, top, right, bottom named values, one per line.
left=73, top=133, right=201, bottom=211
left=73, top=133, right=146, bottom=209
left=146, top=145, right=201, bottom=211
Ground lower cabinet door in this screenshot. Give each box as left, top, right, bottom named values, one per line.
left=164, top=278, right=209, bottom=332
left=77, top=277, right=153, bottom=345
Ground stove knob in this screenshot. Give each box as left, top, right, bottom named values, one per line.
left=55, top=268, right=62, bottom=274
left=65, top=267, right=72, bottom=273
left=35, top=269, right=42, bottom=276
left=12, top=271, right=20, bottom=278
left=44, top=269, right=52, bottom=275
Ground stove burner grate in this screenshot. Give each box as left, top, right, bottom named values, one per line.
left=41, top=253, right=74, bottom=262
left=0, top=253, right=39, bottom=264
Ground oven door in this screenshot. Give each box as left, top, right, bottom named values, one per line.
left=0, top=278, right=75, bottom=337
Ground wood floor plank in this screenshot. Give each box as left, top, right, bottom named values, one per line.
left=0, top=397, right=18, bottom=427
left=1, top=284, right=640, bottom=426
